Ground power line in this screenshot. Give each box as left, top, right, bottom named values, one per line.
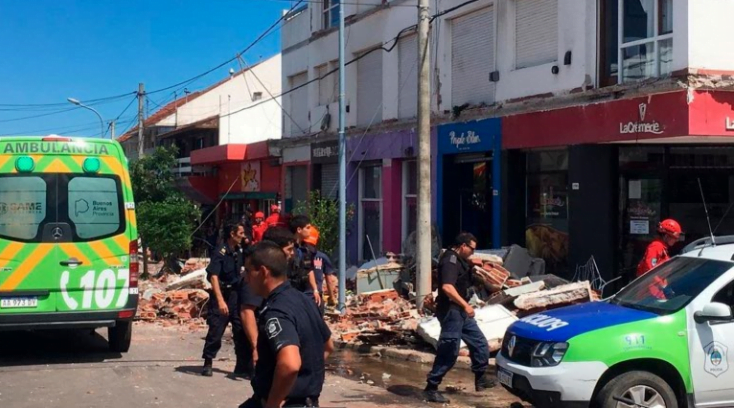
left=0, top=92, right=137, bottom=109
left=146, top=0, right=306, bottom=96
left=236, top=55, right=308, bottom=136
left=0, top=116, right=136, bottom=137
left=252, top=0, right=417, bottom=7
left=221, top=0, right=478, bottom=120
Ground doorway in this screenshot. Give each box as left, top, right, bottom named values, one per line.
left=442, top=153, right=493, bottom=248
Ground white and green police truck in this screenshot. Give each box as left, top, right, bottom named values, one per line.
left=497, top=239, right=734, bottom=408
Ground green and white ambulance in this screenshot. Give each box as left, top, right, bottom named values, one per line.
left=0, top=136, right=139, bottom=352
left=497, top=240, right=734, bottom=408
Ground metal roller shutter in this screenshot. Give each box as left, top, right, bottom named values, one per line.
left=451, top=6, right=495, bottom=107
left=515, top=0, right=558, bottom=69
left=320, top=163, right=339, bottom=200
left=398, top=34, right=418, bottom=119
left=356, top=49, right=383, bottom=127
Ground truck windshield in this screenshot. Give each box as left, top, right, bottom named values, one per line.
left=611, top=257, right=732, bottom=315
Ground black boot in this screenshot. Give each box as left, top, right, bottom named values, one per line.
left=423, top=384, right=450, bottom=403
left=201, top=358, right=213, bottom=377
left=475, top=373, right=496, bottom=391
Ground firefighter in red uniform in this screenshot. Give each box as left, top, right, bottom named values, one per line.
left=636, top=218, right=682, bottom=300
left=265, top=204, right=286, bottom=228
left=252, top=212, right=268, bottom=243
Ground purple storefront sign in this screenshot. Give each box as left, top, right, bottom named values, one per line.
left=344, top=128, right=437, bottom=265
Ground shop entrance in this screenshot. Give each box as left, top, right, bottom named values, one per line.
left=618, top=146, right=734, bottom=278
left=442, top=153, right=493, bottom=248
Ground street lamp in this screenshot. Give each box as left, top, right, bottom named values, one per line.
left=67, top=97, right=106, bottom=138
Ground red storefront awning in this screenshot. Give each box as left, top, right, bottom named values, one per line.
left=503, top=90, right=734, bottom=149
left=190, top=140, right=272, bottom=166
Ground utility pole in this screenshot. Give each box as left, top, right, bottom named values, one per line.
left=416, top=0, right=432, bottom=310
left=337, top=0, right=347, bottom=313
left=137, top=83, right=145, bottom=158
left=109, top=121, right=116, bottom=140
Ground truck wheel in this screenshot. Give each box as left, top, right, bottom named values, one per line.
left=108, top=320, right=132, bottom=353
left=596, top=371, right=677, bottom=408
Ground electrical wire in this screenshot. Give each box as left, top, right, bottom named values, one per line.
left=146, top=0, right=306, bottom=96
left=252, top=0, right=417, bottom=7
left=0, top=116, right=136, bottom=137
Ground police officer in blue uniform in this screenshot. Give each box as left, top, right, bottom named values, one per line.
left=240, top=241, right=334, bottom=408
left=424, top=232, right=495, bottom=403
left=289, top=215, right=321, bottom=307
left=201, top=222, right=252, bottom=378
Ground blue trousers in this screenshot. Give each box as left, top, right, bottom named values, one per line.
left=426, top=307, right=489, bottom=387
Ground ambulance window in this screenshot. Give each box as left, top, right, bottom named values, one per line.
left=0, top=176, right=46, bottom=241
left=68, top=177, right=121, bottom=240
left=712, top=282, right=734, bottom=316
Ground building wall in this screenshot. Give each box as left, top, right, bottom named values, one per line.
left=155, top=54, right=282, bottom=145
left=281, top=0, right=598, bottom=138
left=687, top=0, right=734, bottom=71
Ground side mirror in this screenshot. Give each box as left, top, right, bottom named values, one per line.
left=694, top=302, right=733, bottom=324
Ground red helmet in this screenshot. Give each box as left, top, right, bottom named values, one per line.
left=658, top=219, right=682, bottom=238
left=254, top=211, right=265, bottom=219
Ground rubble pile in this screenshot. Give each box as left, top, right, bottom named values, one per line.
left=138, top=289, right=209, bottom=320
left=327, top=289, right=422, bottom=345
left=180, top=258, right=208, bottom=275
left=331, top=247, right=601, bottom=353
left=136, top=269, right=211, bottom=322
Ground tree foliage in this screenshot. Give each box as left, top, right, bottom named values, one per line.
left=137, top=199, right=200, bottom=259
left=294, top=191, right=354, bottom=262
left=129, top=146, right=200, bottom=260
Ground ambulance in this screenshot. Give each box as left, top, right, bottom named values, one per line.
left=497, top=240, right=734, bottom=408
left=0, top=136, right=138, bottom=352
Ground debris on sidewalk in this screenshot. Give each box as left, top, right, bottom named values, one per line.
left=327, top=289, right=422, bottom=345
left=138, top=288, right=209, bottom=321
left=165, top=269, right=211, bottom=291
left=417, top=304, right=517, bottom=353
left=181, top=258, right=209, bottom=275
left=513, top=281, right=594, bottom=315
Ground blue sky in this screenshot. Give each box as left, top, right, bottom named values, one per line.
left=0, top=0, right=288, bottom=137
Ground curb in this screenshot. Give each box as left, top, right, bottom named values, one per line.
left=334, top=340, right=497, bottom=369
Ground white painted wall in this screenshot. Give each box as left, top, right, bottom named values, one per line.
left=155, top=54, right=282, bottom=145
left=687, top=0, right=734, bottom=71
left=281, top=0, right=733, bottom=136
left=283, top=144, right=311, bottom=163
left=281, top=0, right=595, bottom=135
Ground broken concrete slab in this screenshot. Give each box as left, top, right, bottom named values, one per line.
left=165, top=269, right=211, bottom=291
left=417, top=305, right=517, bottom=351
left=503, top=281, right=545, bottom=297
left=513, top=281, right=593, bottom=311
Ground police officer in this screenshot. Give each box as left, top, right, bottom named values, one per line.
left=289, top=215, right=321, bottom=306
left=201, top=222, right=252, bottom=378
left=424, top=232, right=494, bottom=403
left=240, top=241, right=334, bottom=408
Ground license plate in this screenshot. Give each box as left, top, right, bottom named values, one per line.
left=0, top=297, right=38, bottom=308
left=498, top=367, right=513, bottom=388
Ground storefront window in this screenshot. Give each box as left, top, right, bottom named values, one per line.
left=402, top=161, right=417, bottom=243
left=525, top=150, right=570, bottom=274
left=359, top=164, right=382, bottom=261
left=618, top=145, right=734, bottom=276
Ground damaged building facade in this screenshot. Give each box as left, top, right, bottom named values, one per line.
left=280, top=0, right=734, bottom=280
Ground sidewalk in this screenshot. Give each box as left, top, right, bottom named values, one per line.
left=334, top=340, right=498, bottom=368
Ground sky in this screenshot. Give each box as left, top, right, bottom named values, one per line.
left=0, top=0, right=289, bottom=138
